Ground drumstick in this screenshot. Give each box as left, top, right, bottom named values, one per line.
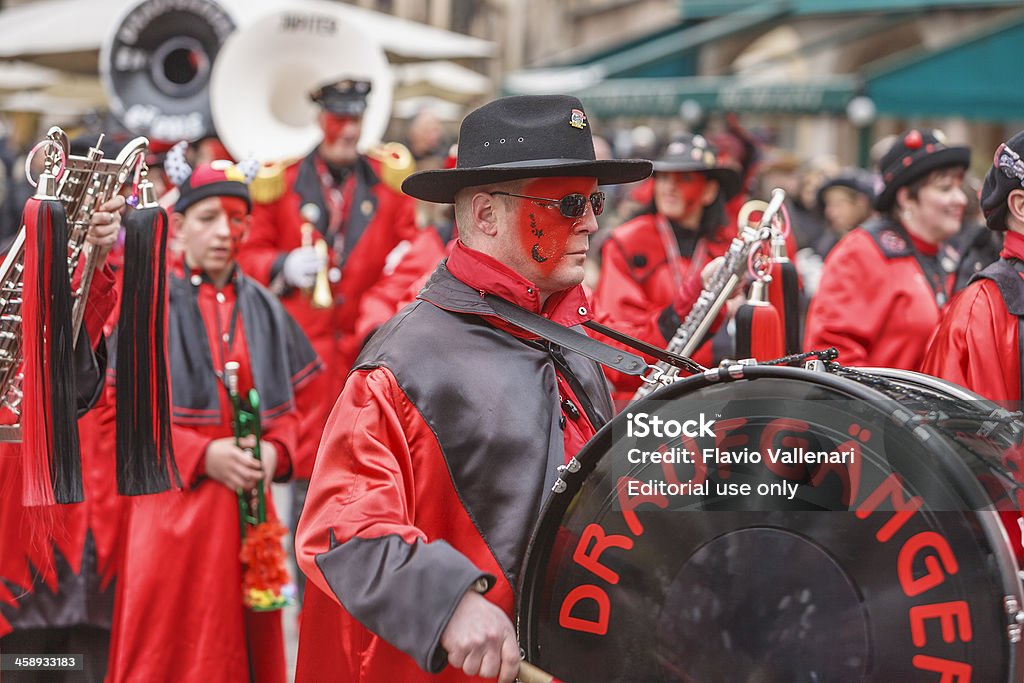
left=518, top=660, right=563, bottom=683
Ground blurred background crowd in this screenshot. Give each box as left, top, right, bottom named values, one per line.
left=0, top=0, right=1019, bottom=294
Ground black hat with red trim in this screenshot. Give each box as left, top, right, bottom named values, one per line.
left=165, top=141, right=258, bottom=213
left=874, top=128, right=970, bottom=212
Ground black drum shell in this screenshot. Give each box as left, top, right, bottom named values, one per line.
left=517, top=366, right=1024, bottom=683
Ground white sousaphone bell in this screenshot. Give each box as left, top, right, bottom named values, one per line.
left=209, top=8, right=394, bottom=163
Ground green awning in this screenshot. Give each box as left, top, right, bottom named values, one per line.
left=565, top=75, right=858, bottom=119
left=865, top=11, right=1024, bottom=120
left=504, top=2, right=788, bottom=97
left=679, top=0, right=1021, bottom=19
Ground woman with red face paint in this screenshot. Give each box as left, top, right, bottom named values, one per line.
left=107, top=162, right=321, bottom=683
left=294, top=95, right=652, bottom=683
left=804, top=129, right=969, bottom=370
left=591, top=134, right=742, bottom=401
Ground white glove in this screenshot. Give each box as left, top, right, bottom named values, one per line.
left=282, top=246, right=322, bottom=289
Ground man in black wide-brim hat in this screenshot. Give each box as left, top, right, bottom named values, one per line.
left=294, top=95, right=651, bottom=683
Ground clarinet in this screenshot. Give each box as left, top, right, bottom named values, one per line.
left=631, top=189, right=786, bottom=403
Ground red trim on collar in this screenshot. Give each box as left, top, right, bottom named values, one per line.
left=1002, top=230, right=1024, bottom=261
left=445, top=240, right=591, bottom=328
left=906, top=231, right=939, bottom=257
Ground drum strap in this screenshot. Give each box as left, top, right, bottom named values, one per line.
left=970, top=258, right=1024, bottom=397
left=582, top=318, right=705, bottom=374
left=484, top=294, right=704, bottom=376
left=483, top=294, right=647, bottom=376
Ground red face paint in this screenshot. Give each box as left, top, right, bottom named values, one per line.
left=514, top=177, right=597, bottom=276
left=220, top=196, right=249, bottom=256
left=654, top=171, right=710, bottom=225
left=180, top=195, right=250, bottom=282
left=320, top=113, right=358, bottom=145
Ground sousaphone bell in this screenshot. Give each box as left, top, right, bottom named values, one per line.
left=100, top=0, right=237, bottom=141
left=209, top=8, right=394, bottom=163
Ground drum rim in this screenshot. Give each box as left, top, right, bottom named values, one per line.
left=517, top=364, right=1024, bottom=680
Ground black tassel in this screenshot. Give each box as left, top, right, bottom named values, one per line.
left=768, top=236, right=802, bottom=356
left=115, top=186, right=179, bottom=495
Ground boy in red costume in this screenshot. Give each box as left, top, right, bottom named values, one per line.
left=107, top=161, right=320, bottom=683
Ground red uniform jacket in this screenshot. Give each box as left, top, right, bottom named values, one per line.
left=592, top=213, right=733, bottom=400
left=237, top=151, right=416, bottom=475
left=108, top=267, right=318, bottom=683
left=804, top=217, right=956, bottom=370
left=0, top=264, right=117, bottom=636
left=295, top=243, right=613, bottom=682
left=920, top=230, right=1024, bottom=403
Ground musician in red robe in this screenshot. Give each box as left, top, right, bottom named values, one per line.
left=236, top=79, right=417, bottom=479
left=295, top=95, right=651, bottom=683
left=804, top=129, right=969, bottom=369
left=590, top=135, right=740, bottom=400
left=107, top=162, right=320, bottom=683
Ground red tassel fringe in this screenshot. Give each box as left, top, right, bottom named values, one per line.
left=735, top=301, right=784, bottom=361
left=21, top=196, right=82, bottom=505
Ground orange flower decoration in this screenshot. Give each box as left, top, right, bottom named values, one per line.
left=240, top=519, right=291, bottom=610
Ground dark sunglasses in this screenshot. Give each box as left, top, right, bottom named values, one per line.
left=491, top=190, right=605, bottom=218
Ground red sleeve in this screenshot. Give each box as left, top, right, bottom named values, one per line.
left=296, top=367, right=490, bottom=672
left=262, top=409, right=299, bottom=481
left=170, top=424, right=214, bottom=488
left=297, top=367, right=420, bottom=563
left=239, top=195, right=291, bottom=287
left=803, top=231, right=889, bottom=366
left=920, top=279, right=1019, bottom=403
left=79, top=263, right=117, bottom=349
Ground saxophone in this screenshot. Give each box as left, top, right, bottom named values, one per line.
left=631, top=189, right=786, bottom=403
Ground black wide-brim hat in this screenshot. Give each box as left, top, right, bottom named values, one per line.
left=651, top=135, right=742, bottom=200
left=402, top=95, right=652, bottom=203
left=874, top=128, right=970, bottom=212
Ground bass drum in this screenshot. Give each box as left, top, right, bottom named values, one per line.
left=517, top=365, right=1024, bottom=683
